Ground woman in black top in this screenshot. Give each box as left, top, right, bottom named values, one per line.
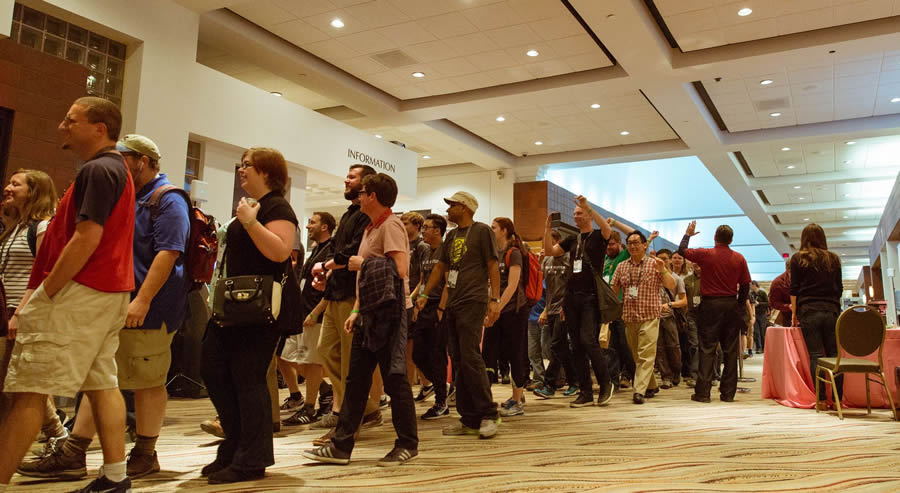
left=200, top=148, right=297, bottom=484
left=789, top=223, right=842, bottom=406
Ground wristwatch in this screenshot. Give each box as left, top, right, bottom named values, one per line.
left=490, top=297, right=500, bottom=303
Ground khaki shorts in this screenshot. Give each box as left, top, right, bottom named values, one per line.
left=4, top=281, right=129, bottom=398
left=281, top=323, right=323, bottom=365
left=116, top=323, right=176, bottom=390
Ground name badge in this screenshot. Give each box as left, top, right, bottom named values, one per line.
left=628, top=286, right=638, bottom=298
left=573, top=259, right=583, bottom=273
left=448, top=269, right=459, bottom=288
left=693, top=296, right=701, bottom=306
left=604, top=274, right=611, bottom=283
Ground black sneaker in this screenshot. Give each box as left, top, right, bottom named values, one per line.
left=691, top=394, right=711, bottom=403
left=302, top=443, right=351, bottom=465
left=596, top=385, right=614, bottom=407
left=282, top=406, right=319, bottom=426
left=379, top=395, right=390, bottom=409
left=71, top=475, right=131, bottom=493
left=569, top=394, right=594, bottom=408
left=377, top=447, right=418, bottom=467
left=645, top=387, right=660, bottom=398
left=280, top=394, right=304, bottom=413
left=414, top=384, right=435, bottom=402
left=421, top=403, right=450, bottom=420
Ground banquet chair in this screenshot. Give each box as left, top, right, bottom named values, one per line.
left=815, top=305, right=898, bottom=421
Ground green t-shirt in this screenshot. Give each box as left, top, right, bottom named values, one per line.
left=604, top=249, right=629, bottom=300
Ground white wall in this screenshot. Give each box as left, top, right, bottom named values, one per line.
left=393, top=167, right=514, bottom=225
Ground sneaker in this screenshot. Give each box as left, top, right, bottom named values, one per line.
left=32, top=429, right=68, bottom=458
left=70, top=475, right=131, bottom=492
left=645, top=387, right=660, bottom=398
left=691, top=394, right=711, bottom=403
left=569, top=394, right=594, bottom=408
left=562, top=385, right=579, bottom=397
left=532, top=385, right=555, bottom=399
left=17, top=447, right=87, bottom=479
left=282, top=406, right=319, bottom=426
left=525, top=380, right=539, bottom=391
left=318, top=384, right=334, bottom=415
left=596, top=385, right=614, bottom=407
left=302, top=443, right=350, bottom=465
left=207, top=465, right=265, bottom=484
left=478, top=417, right=500, bottom=439
left=499, top=401, right=524, bottom=417
left=200, top=416, right=225, bottom=438
left=310, top=412, right=338, bottom=430
left=414, top=384, right=435, bottom=402
left=126, top=449, right=160, bottom=479
left=377, top=447, right=418, bottom=467
left=685, top=377, right=696, bottom=388
left=501, top=375, right=511, bottom=385
left=447, top=386, right=457, bottom=407
left=280, top=394, right=304, bottom=413
left=421, top=403, right=450, bottom=420
left=660, top=379, right=673, bottom=389
left=633, top=393, right=645, bottom=404
left=486, top=368, right=498, bottom=384
left=380, top=395, right=390, bottom=409
left=619, top=378, right=632, bottom=390
left=312, top=428, right=336, bottom=446
left=360, top=410, right=383, bottom=429
left=442, top=422, right=479, bottom=436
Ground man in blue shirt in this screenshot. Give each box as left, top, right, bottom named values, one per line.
left=18, top=134, right=190, bottom=481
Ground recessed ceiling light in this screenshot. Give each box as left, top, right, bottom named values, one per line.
left=330, top=18, right=344, bottom=28
left=781, top=147, right=791, bottom=151
left=374, top=134, right=382, bottom=139
left=760, top=79, right=774, bottom=85
left=786, top=165, right=796, bottom=169
left=890, top=97, right=900, bottom=103
left=845, top=141, right=856, bottom=145
left=590, top=103, right=600, bottom=109
left=844, top=160, right=853, bottom=164
left=803, top=218, right=810, bottom=221
left=798, top=197, right=805, bottom=200
left=412, top=72, right=425, bottom=78
left=534, top=141, right=543, bottom=145
left=841, top=253, right=846, bottom=256
left=496, top=116, right=505, bottom=122
left=843, top=193, right=850, bottom=198
left=620, top=130, right=630, bottom=135
left=738, top=8, right=753, bottom=16
left=422, top=155, right=431, bottom=159
left=843, top=215, right=849, bottom=219
left=793, top=185, right=801, bottom=189
left=270, top=91, right=282, bottom=97
left=770, top=112, right=782, bottom=117
left=526, top=49, right=539, bottom=57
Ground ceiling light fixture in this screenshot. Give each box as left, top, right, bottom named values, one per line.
left=738, top=7, right=753, bottom=16
left=496, top=116, right=505, bottom=122
left=374, top=134, right=382, bottom=139
left=786, top=165, right=796, bottom=169
left=422, top=155, right=431, bottom=159
left=793, top=186, right=801, bottom=189
left=843, top=193, right=850, bottom=198
left=844, top=160, right=853, bottom=164
left=798, top=196, right=805, bottom=200
left=845, top=141, right=856, bottom=145
left=769, top=112, right=782, bottom=117
left=412, top=72, right=425, bottom=78
left=590, top=103, right=600, bottom=109
left=803, top=218, right=810, bottom=221
left=781, top=147, right=791, bottom=151
left=526, top=49, right=539, bottom=57
left=760, top=79, right=774, bottom=85
left=270, top=91, right=282, bottom=97
left=891, top=97, right=900, bottom=103
left=843, top=215, right=849, bottom=219
left=330, top=18, right=344, bottom=28
left=619, top=130, right=630, bottom=136
left=534, top=141, right=543, bottom=146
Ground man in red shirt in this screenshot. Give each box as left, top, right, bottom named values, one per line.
left=768, top=262, right=792, bottom=326
left=678, top=221, right=751, bottom=404
left=0, top=97, right=135, bottom=493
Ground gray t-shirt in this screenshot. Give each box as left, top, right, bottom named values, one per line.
left=420, top=241, right=444, bottom=303
left=440, top=222, right=498, bottom=309
left=660, top=275, right=686, bottom=319
left=409, top=237, right=429, bottom=290
left=542, top=253, right=570, bottom=315
left=498, top=245, right=524, bottom=313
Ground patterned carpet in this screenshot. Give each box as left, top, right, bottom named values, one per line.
left=9, top=357, right=900, bottom=492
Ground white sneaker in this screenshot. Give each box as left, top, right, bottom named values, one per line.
left=478, top=417, right=500, bottom=439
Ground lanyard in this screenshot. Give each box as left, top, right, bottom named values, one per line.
left=629, top=256, right=645, bottom=288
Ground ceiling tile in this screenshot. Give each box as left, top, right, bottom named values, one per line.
left=467, top=50, right=518, bottom=70
left=546, top=35, right=599, bottom=57
left=462, top=2, right=525, bottom=31
left=403, top=40, right=463, bottom=63
left=376, top=21, right=437, bottom=46
left=343, top=0, right=411, bottom=29
left=386, top=0, right=458, bottom=19
left=230, top=1, right=295, bottom=26
left=268, top=19, right=330, bottom=45
left=528, top=15, right=584, bottom=41
left=484, top=24, right=541, bottom=49
left=417, top=12, right=480, bottom=39
left=338, top=30, right=399, bottom=55
left=653, top=0, right=714, bottom=16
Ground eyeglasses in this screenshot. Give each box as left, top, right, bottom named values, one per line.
left=358, top=188, right=371, bottom=195
left=626, top=240, right=643, bottom=246
left=423, top=225, right=440, bottom=231
left=237, top=161, right=253, bottom=169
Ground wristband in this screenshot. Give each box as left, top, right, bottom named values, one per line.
left=351, top=309, right=359, bottom=314
left=418, top=293, right=428, bottom=299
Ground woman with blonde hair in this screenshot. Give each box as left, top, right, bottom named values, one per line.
left=790, top=223, right=843, bottom=409
left=0, top=169, right=66, bottom=450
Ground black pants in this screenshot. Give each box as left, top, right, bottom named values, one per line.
left=680, top=312, right=699, bottom=379
left=753, top=311, right=768, bottom=351
left=412, top=303, right=449, bottom=405
left=481, top=315, right=501, bottom=377
left=655, top=316, right=682, bottom=383
left=333, top=328, right=418, bottom=453
left=544, top=314, right=576, bottom=389
left=799, top=310, right=842, bottom=401
left=489, top=306, right=529, bottom=389
left=604, top=318, right=634, bottom=384
left=201, top=324, right=279, bottom=471
left=564, top=291, right=611, bottom=399
left=696, top=297, right=741, bottom=400
left=446, top=302, right=498, bottom=428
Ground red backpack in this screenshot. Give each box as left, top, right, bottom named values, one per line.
left=506, top=245, right=543, bottom=305
left=147, top=185, right=218, bottom=291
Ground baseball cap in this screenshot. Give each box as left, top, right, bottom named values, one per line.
left=443, top=191, right=478, bottom=214
left=117, top=134, right=161, bottom=161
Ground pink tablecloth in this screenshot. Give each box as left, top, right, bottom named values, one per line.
left=761, top=326, right=900, bottom=409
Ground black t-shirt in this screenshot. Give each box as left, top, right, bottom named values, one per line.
left=790, top=254, right=842, bottom=316
left=300, top=238, right=334, bottom=322
left=225, top=191, right=298, bottom=277
left=74, top=151, right=128, bottom=226
left=440, top=222, right=498, bottom=308
left=325, top=204, right=370, bottom=301
left=409, top=237, right=429, bottom=290
left=559, top=229, right=608, bottom=295
left=421, top=241, right=444, bottom=303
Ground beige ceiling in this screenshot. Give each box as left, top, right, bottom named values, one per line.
left=654, top=0, right=900, bottom=52
left=741, top=135, right=900, bottom=176
left=228, top=0, right=612, bottom=99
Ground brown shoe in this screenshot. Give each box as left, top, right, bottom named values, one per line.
left=17, top=448, right=87, bottom=480
left=312, top=428, right=336, bottom=446
left=360, top=410, right=383, bottom=429
left=815, top=401, right=832, bottom=412
left=126, top=449, right=160, bottom=478
left=200, top=416, right=225, bottom=438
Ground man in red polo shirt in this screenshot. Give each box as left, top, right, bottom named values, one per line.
left=678, top=221, right=750, bottom=404
left=0, top=97, right=135, bottom=493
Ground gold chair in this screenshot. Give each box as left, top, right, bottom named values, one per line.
left=815, top=305, right=898, bottom=420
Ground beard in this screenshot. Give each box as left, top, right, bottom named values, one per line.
left=344, top=186, right=360, bottom=201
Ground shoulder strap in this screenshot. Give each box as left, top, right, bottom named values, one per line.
left=26, top=220, right=39, bottom=257
left=146, top=185, right=192, bottom=219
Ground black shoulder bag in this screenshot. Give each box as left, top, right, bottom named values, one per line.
left=582, top=232, right=623, bottom=324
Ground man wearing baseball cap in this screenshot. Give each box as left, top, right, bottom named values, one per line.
left=417, top=191, right=502, bottom=439
left=18, top=133, right=191, bottom=481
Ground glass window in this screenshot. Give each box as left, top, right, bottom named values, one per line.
left=86, top=72, right=104, bottom=94
left=11, top=22, right=20, bottom=43
left=108, top=41, right=125, bottom=59
left=19, top=26, right=41, bottom=50
left=67, top=24, right=87, bottom=45
left=21, top=7, right=44, bottom=30
left=42, top=34, right=65, bottom=58
left=86, top=50, right=105, bottom=72
left=45, top=15, right=66, bottom=37
left=88, top=32, right=107, bottom=52
left=105, top=77, right=122, bottom=98
left=13, top=3, right=22, bottom=20
left=65, top=43, right=85, bottom=64
left=185, top=140, right=203, bottom=190
left=106, top=58, right=123, bottom=78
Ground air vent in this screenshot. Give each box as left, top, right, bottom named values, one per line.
left=370, top=49, right=418, bottom=69
left=315, top=106, right=366, bottom=121
left=754, top=98, right=790, bottom=112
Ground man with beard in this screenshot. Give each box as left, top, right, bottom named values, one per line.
left=310, top=165, right=383, bottom=446
left=417, top=192, right=501, bottom=439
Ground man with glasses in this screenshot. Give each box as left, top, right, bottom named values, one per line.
left=417, top=192, right=501, bottom=439
left=611, top=231, right=676, bottom=404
